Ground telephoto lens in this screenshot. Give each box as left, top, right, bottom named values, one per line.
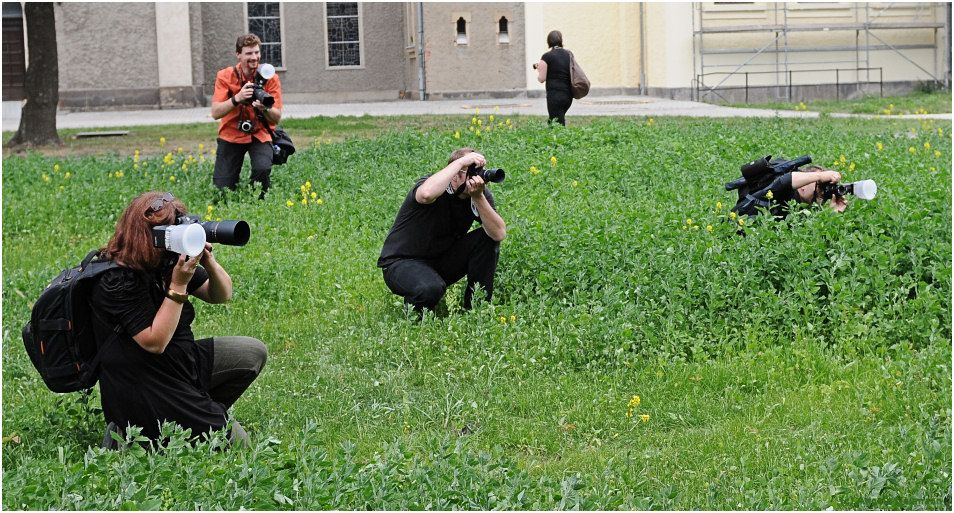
left=200, top=220, right=250, bottom=246
left=467, top=164, right=505, bottom=183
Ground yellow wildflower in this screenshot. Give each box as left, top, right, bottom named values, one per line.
left=54, top=164, right=60, bottom=172
left=550, top=156, right=557, bottom=166
left=302, top=198, right=308, bottom=205
left=199, top=143, right=204, bottom=150
left=639, top=414, right=650, bottom=422
left=686, top=218, right=692, bottom=226
left=738, top=218, right=745, bottom=226
left=42, top=174, right=50, bottom=182
left=849, top=163, right=855, bottom=171
left=317, top=198, right=323, bottom=204
left=924, top=142, right=931, bottom=150
left=454, top=131, right=460, bottom=139
left=64, top=172, right=70, bottom=178
left=716, top=201, right=722, bottom=210
left=706, top=225, right=713, bottom=232
left=909, top=147, right=916, bottom=153
left=169, top=176, right=176, bottom=181
left=510, top=315, right=515, bottom=322
left=935, top=150, right=941, bottom=157
left=730, top=212, right=737, bottom=220
left=286, top=200, right=294, bottom=207
left=472, top=117, right=477, bottom=124
left=876, top=142, right=883, bottom=150
left=766, top=190, right=773, bottom=200
left=311, top=192, right=317, bottom=199
left=475, top=129, right=480, bottom=136
left=159, top=137, right=166, bottom=146
left=839, top=156, right=846, bottom=163
left=500, top=317, right=507, bottom=324
left=572, top=180, right=578, bottom=186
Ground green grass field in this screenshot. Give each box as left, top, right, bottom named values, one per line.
left=724, top=90, right=952, bottom=116
left=2, top=111, right=951, bottom=509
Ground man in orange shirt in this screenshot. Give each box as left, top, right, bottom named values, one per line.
left=211, top=34, right=283, bottom=198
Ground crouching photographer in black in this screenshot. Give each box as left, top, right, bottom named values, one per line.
left=91, top=191, right=266, bottom=448
left=378, top=148, right=507, bottom=313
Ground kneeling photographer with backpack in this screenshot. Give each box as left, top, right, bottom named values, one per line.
left=89, top=191, right=265, bottom=448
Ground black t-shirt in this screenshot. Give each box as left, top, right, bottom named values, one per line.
left=378, top=176, right=496, bottom=268
left=90, top=264, right=226, bottom=440
left=541, top=48, right=572, bottom=94
left=766, top=172, right=797, bottom=217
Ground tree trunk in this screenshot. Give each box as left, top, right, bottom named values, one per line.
left=9, top=2, right=60, bottom=147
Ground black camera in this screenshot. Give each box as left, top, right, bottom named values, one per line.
left=250, top=83, right=274, bottom=108
left=237, top=119, right=255, bottom=133
left=820, top=180, right=878, bottom=201
left=467, top=164, right=505, bottom=183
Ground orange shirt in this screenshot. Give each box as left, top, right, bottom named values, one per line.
left=213, top=65, right=283, bottom=144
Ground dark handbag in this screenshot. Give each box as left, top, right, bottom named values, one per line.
left=270, top=125, right=295, bottom=165
left=254, top=109, right=295, bottom=165
left=567, top=50, right=590, bottom=99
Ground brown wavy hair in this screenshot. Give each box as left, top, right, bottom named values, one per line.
left=235, top=33, right=262, bottom=53
left=101, top=191, right=187, bottom=272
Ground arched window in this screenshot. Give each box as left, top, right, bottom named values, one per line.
left=497, top=16, right=510, bottom=44
left=455, top=16, right=467, bottom=45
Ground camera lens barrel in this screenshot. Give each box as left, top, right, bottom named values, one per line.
left=252, top=86, right=275, bottom=107
left=200, top=220, right=250, bottom=246
left=480, top=168, right=505, bottom=183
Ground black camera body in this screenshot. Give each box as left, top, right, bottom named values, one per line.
left=467, top=164, right=505, bottom=183
left=175, top=214, right=251, bottom=246
left=237, top=118, right=255, bottom=133
left=250, top=83, right=274, bottom=108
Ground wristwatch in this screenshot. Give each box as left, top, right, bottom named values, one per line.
left=230, top=96, right=239, bottom=106
left=166, top=289, right=188, bottom=303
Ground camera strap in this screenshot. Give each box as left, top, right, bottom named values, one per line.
left=230, top=66, right=256, bottom=131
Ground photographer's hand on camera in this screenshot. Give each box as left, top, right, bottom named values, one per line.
left=193, top=243, right=233, bottom=303
left=416, top=151, right=486, bottom=204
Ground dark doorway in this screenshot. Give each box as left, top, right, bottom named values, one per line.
left=3, top=2, right=26, bottom=100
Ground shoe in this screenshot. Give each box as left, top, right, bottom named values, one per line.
left=101, top=421, right=122, bottom=450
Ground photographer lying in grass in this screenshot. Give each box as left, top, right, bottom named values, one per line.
left=378, top=148, right=507, bottom=314
left=91, top=191, right=266, bottom=449
left=729, top=159, right=850, bottom=220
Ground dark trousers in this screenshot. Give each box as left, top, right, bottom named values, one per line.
left=546, top=91, right=573, bottom=126
left=212, top=137, right=273, bottom=193
left=209, top=336, right=268, bottom=409
left=383, top=229, right=500, bottom=311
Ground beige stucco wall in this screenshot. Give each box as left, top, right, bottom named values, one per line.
left=644, top=2, right=695, bottom=91
left=55, top=3, right=159, bottom=90
left=523, top=2, right=643, bottom=91
left=420, top=2, right=525, bottom=96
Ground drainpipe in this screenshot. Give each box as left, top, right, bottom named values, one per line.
left=417, top=2, right=426, bottom=100
left=944, top=3, right=951, bottom=89
left=639, top=2, right=646, bottom=95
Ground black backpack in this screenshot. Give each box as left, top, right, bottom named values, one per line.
left=22, top=250, right=122, bottom=393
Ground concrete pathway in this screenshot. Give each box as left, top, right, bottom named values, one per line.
left=3, top=95, right=950, bottom=132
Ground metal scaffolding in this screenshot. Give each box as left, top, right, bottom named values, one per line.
left=692, top=2, right=949, bottom=103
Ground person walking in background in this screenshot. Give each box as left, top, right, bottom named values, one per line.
left=534, top=30, right=573, bottom=126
